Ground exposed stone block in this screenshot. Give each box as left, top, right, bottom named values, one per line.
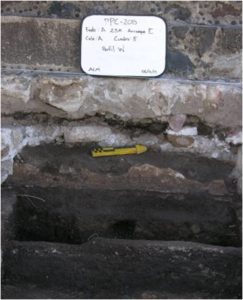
left=1, top=16, right=80, bottom=72
left=63, top=125, right=132, bottom=146
left=2, top=239, right=242, bottom=298
left=168, top=114, right=186, bottom=131
left=1, top=16, right=242, bottom=79
left=1, top=74, right=33, bottom=104
left=1, top=125, right=63, bottom=182
left=168, top=26, right=242, bottom=79
left=2, top=72, right=242, bottom=130
left=1, top=1, right=242, bottom=26
left=166, top=135, right=195, bottom=148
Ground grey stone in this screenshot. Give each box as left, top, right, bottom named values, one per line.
left=1, top=1, right=242, bottom=26
left=2, top=239, right=242, bottom=299
left=167, top=135, right=194, bottom=148
left=166, top=50, right=194, bottom=75
left=1, top=124, right=63, bottom=182
left=1, top=159, right=13, bottom=184
left=226, top=129, right=242, bottom=145
left=2, top=72, right=242, bottom=130
left=1, top=16, right=80, bottom=71
left=219, top=28, right=242, bottom=54
left=169, top=25, right=242, bottom=80
left=63, top=125, right=132, bottom=146
left=1, top=74, right=33, bottom=103
left=1, top=16, right=242, bottom=79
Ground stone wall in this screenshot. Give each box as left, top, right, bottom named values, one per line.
left=1, top=1, right=242, bottom=191
left=1, top=3, right=242, bottom=298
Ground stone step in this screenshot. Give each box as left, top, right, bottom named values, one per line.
left=2, top=239, right=242, bottom=299
left=2, top=70, right=241, bottom=130
left=1, top=15, right=241, bottom=80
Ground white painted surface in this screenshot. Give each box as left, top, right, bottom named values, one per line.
left=81, top=15, right=166, bottom=77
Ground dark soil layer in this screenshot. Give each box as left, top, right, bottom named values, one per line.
left=15, top=144, right=234, bottom=182
left=2, top=239, right=242, bottom=299
left=13, top=187, right=240, bottom=246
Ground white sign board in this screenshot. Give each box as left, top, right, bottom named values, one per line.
left=81, top=15, right=166, bottom=77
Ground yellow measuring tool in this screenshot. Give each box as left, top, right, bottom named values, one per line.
left=91, top=144, right=147, bottom=157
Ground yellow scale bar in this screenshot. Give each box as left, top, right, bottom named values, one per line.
left=91, top=144, right=147, bottom=157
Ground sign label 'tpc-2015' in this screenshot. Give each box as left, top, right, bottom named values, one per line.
left=81, top=15, right=166, bottom=77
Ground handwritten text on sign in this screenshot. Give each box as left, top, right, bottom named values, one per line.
left=81, top=15, right=166, bottom=77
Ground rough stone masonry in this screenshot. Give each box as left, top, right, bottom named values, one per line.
left=1, top=2, right=242, bottom=299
